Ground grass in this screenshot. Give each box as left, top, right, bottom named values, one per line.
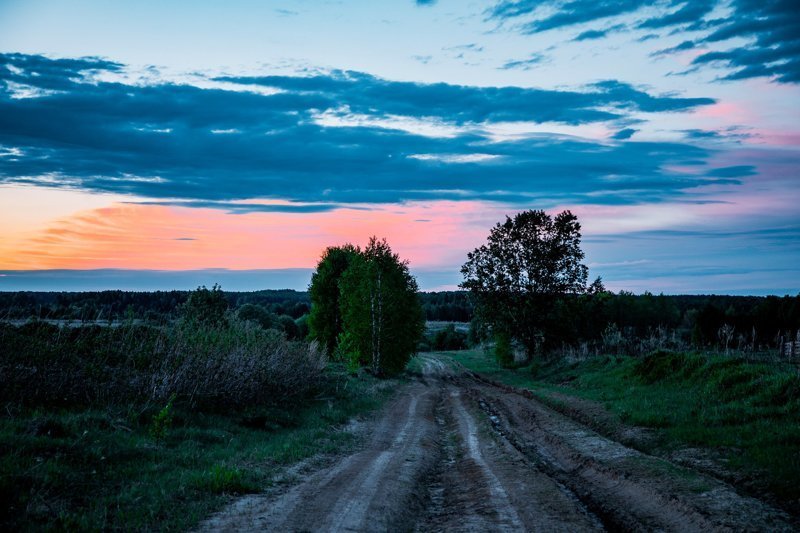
left=446, top=348, right=800, bottom=507
left=0, top=365, right=396, bottom=531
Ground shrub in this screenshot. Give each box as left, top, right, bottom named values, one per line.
left=494, top=330, right=515, bottom=368
left=0, top=318, right=327, bottom=412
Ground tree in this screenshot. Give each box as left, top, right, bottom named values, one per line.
left=308, top=244, right=361, bottom=355
left=182, top=284, right=228, bottom=326
left=460, top=210, right=592, bottom=358
left=338, top=237, right=425, bottom=376
left=237, top=303, right=275, bottom=329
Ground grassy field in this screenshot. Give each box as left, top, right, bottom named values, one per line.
left=0, top=365, right=396, bottom=531
left=446, top=347, right=800, bottom=508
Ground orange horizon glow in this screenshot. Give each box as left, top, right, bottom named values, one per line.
left=0, top=198, right=500, bottom=271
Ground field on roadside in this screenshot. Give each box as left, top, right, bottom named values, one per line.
left=0, top=362, right=395, bottom=530
left=446, top=348, right=800, bottom=512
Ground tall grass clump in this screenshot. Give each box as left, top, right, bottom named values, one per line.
left=0, top=286, right=382, bottom=531
left=0, top=317, right=326, bottom=412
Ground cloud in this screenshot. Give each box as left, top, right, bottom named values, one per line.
left=637, top=1, right=716, bottom=29
left=574, top=24, right=626, bottom=41
left=0, top=53, right=732, bottom=209
left=488, top=0, right=645, bottom=32
left=651, top=40, right=696, bottom=57
left=216, top=72, right=714, bottom=123
left=500, top=53, right=547, bottom=70
left=612, top=128, right=637, bottom=140
left=486, top=0, right=800, bottom=84
left=130, top=200, right=352, bottom=214
left=706, top=165, right=757, bottom=178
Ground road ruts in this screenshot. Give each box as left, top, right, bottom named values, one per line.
left=199, top=353, right=796, bottom=532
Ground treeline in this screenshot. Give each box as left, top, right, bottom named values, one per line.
left=0, top=289, right=310, bottom=321
left=0, top=285, right=326, bottom=412
left=541, top=292, right=800, bottom=356
left=2, top=289, right=798, bottom=352
left=0, top=289, right=448, bottom=322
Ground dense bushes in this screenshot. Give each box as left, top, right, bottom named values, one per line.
left=308, top=238, right=424, bottom=376
left=0, top=317, right=326, bottom=412
left=632, top=350, right=800, bottom=408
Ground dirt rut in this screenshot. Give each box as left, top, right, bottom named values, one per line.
left=199, top=355, right=795, bottom=532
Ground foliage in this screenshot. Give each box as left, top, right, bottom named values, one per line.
left=2, top=289, right=797, bottom=357
left=419, top=291, right=474, bottom=321
left=0, top=365, right=394, bottom=531
left=432, top=324, right=468, bottom=351
left=339, top=238, right=425, bottom=376
left=333, top=330, right=362, bottom=373
left=461, top=210, right=593, bottom=357
left=450, top=348, right=800, bottom=508
left=494, top=329, right=515, bottom=368
left=181, top=284, right=228, bottom=326
left=237, top=303, right=275, bottom=329
left=0, top=318, right=327, bottom=412
left=150, top=394, right=176, bottom=442
left=308, top=244, right=362, bottom=354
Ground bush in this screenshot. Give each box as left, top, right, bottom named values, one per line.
left=432, top=324, right=468, bottom=351
left=0, top=318, right=328, bottom=412
left=494, top=330, right=515, bottom=368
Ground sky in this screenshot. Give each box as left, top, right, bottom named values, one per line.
left=0, top=0, right=798, bottom=294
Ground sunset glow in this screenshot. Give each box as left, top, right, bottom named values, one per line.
left=0, top=1, right=798, bottom=293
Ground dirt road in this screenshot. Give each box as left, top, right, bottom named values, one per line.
left=200, top=354, right=796, bottom=532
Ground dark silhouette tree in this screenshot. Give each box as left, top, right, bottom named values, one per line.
left=308, top=244, right=361, bottom=355
left=339, top=237, right=425, bottom=376
left=181, top=284, right=228, bottom=326
left=461, top=210, right=593, bottom=358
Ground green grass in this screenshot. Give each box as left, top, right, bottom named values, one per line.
left=447, top=348, right=800, bottom=506
left=0, top=366, right=395, bottom=531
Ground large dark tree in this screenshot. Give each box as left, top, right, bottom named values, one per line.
left=308, top=244, right=361, bottom=355
left=460, top=210, right=592, bottom=357
left=339, top=238, right=425, bottom=376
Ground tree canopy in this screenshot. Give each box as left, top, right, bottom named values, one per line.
left=461, top=210, right=593, bottom=357
left=308, top=237, right=424, bottom=376
left=307, top=244, right=361, bottom=355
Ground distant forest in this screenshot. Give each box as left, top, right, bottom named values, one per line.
left=1, top=289, right=798, bottom=351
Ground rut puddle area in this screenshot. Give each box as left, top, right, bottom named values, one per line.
left=200, top=356, right=797, bottom=532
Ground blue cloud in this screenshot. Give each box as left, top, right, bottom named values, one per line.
left=706, top=165, right=757, bottom=178
left=574, top=24, right=626, bottom=41
left=0, top=53, right=731, bottom=208
left=612, top=128, right=637, bottom=140
left=637, top=1, right=716, bottom=29
left=489, top=0, right=645, bottom=32
left=651, top=40, right=696, bottom=57
left=217, top=72, right=714, bottom=123
left=500, top=53, right=547, bottom=70
left=487, top=0, right=800, bottom=84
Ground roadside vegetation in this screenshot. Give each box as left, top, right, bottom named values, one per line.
left=451, top=208, right=800, bottom=514
left=0, top=284, right=397, bottom=530
left=308, top=237, right=425, bottom=376
left=447, top=347, right=800, bottom=512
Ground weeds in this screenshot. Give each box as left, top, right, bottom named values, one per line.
left=449, top=348, right=800, bottom=509
left=0, top=365, right=393, bottom=530
left=0, top=318, right=327, bottom=411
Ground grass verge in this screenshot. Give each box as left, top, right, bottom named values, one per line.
left=445, top=348, right=800, bottom=510
left=0, top=365, right=396, bottom=531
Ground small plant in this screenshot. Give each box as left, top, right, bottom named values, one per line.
left=150, top=394, right=175, bottom=442
left=718, top=323, right=735, bottom=355
left=192, top=464, right=257, bottom=495
left=494, top=330, right=514, bottom=368
left=334, top=331, right=362, bottom=374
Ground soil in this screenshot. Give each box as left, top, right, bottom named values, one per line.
left=198, top=353, right=797, bottom=532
